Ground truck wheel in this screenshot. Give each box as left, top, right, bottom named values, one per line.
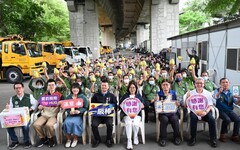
left=6, top=68, right=23, bottom=83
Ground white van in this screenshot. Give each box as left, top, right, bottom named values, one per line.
left=64, top=47, right=86, bottom=66
left=77, top=46, right=93, bottom=59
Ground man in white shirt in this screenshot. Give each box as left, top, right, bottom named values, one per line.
left=185, top=77, right=217, bottom=147
left=6, top=82, right=38, bottom=149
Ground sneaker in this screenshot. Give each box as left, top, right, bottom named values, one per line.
left=8, top=142, right=19, bottom=150
left=23, top=142, right=32, bottom=149
left=127, top=139, right=133, bottom=150
left=159, top=139, right=166, bottom=147
left=133, top=137, right=139, bottom=145
left=36, top=138, right=46, bottom=148
left=71, top=140, right=78, bottom=148
left=174, top=137, right=181, bottom=145
left=48, top=138, right=56, bottom=148
left=65, top=140, right=71, bottom=148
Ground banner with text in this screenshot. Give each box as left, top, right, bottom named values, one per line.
left=120, top=98, right=142, bottom=118
left=39, top=95, right=59, bottom=107
left=89, top=103, right=114, bottom=117
left=61, top=98, right=84, bottom=109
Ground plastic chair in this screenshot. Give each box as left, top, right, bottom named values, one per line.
left=117, top=110, right=145, bottom=144
left=6, top=110, right=36, bottom=146
left=216, top=103, right=240, bottom=139
left=29, top=110, right=65, bottom=145
left=155, top=108, right=184, bottom=142
left=59, top=110, right=88, bottom=145
left=88, top=110, right=117, bottom=144
left=183, top=94, right=219, bottom=137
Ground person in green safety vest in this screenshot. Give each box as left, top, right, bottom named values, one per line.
left=6, top=82, right=38, bottom=149
left=28, top=76, right=47, bottom=101
left=201, top=71, right=218, bottom=92
left=181, top=69, right=195, bottom=91
left=118, top=74, right=130, bottom=100
left=108, top=72, right=117, bottom=94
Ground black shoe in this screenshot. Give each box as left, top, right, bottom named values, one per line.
left=106, top=140, right=112, bottom=148
left=23, top=142, right=32, bottom=149
left=92, top=140, right=100, bottom=148
left=8, top=142, right=19, bottom=150
left=174, top=137, right=181, bottom=145
left=48, top=138, right=56, bottom=148
left=188, top=137, right=196, bottom=146
left=210, top=139, right=217, bottom=148
left=36, top=138, right=46, bottom=148
left=159, top=139, right=166, bottom=147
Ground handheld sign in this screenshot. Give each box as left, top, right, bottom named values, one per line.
left=186, top=94, right=208, bottom=119
left=232, top=85, right=240, bottom=96
left=39, top=95, right=59, bottom=107
left=89, top=103, right=114, bottom=117
left=120, top=98, right=142, bottom=118
left=155, top=95, right=177, bottom=113
left=0, top=107, right=30, bottom=128
left=61, top=98, right=84, bottom=109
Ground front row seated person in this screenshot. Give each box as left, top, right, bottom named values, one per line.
left=63, top=83, right=89, bottom=148
left=119, top=80, right=144, bottom=150
left=185, top=77, right=217, bottom=147
left=6, top=82, right=38, bottom=149
left=33, top=79, right=64, bottom=148
left=214, top=78, right=240, bottom=143
left=91, top=77, right=117, bottom=148
left=156, top=80, right=181, bottom=147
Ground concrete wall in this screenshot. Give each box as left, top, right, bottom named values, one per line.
left=151, top=0, right=179, bottom=54
left=100, top=27, right=116, bottom=49
left=68, top=0, right=100, bottom=59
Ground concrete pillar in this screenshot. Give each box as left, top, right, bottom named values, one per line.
left=100, top=26, right=116, bottom=49
left=136, top=24, right=149, bottom=47
left=150, top=0, right=179, bottom=54
left=68, top=0, right=100, bottom=59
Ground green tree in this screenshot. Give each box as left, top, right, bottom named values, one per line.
left=206, top=0, right=240, bottom=14
left=0, top=0, right=70, bottom=41
left=180, top=0, right=211, bottom=34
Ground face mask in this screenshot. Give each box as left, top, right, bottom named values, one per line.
left=57, top=84, right=62, bottom=87
left=129, top=75, right=132, bottom=80
left=182, top=73, right=187, bottom=78
left=175, top=77, right=182, bottom=82
left=149, top=81, right=155, bottom=85
left=108, top=76, right=113, bottom=80
left=124, top=79, right=129, bottom=84
left=37, top=85, right=43, bottom=89
left=203, top=76, right=209, bottom=81
left=78, top=82, right=82, bottom=86
left=161, top=73, right=167, bottom=78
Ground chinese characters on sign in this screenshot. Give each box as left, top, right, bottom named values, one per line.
left=0, top=107, right=30, bottom=128
left=187, top=95, right=208, bottom=112
left=39, top=95, right=59, bottom=107
left=89, top=103, right=114, bottom=117
left=120, top=98, right=142, bottom=118
left=61, top=99, right=84, bottom=109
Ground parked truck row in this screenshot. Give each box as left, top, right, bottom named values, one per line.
left=0, top=35, right=92, bottom=83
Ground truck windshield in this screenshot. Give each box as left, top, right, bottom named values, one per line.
left=26, top=43, right=42, bottom=57
left=54, top=44, right=64, bottom=54
left=72, top=49, right=80, bottom=55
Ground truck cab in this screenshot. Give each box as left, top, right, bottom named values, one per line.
left=0, top=36, right=44, bottom=83
left=38, top=42, right=66, bottom=70
left=77, top=46, right=93, bottom=59
left=64, top=47, right=84, bottom=66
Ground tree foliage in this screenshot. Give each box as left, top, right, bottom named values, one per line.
left=206, top=0, right=240, bottom=15
left=0, top=0, right=70, bottom=41
left=180, top=0, right=211, bottom=34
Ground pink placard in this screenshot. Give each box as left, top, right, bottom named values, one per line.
left=61, top=98, right=84, bottom=109
left=4, top=114, right=23, bottom=127
left=187, top=94, right=208, bottom=111
left=120, top=98, right=142, bottom=118
left=39, top=95, right=59, bottom=107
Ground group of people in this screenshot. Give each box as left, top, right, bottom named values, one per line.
left=5, top=51, right=240, bottom=150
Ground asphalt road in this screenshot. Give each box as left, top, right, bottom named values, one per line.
left=0, top=50, right=239, bottom=150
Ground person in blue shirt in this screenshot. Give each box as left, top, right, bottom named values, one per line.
left=214, top=78, right=240, bottom=143
left=156, top=80, right=181, bottom=147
